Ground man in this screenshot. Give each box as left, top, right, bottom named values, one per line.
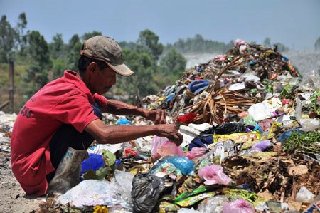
left=11, top=36, right=182, bottom=196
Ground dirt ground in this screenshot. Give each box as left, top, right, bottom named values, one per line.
left=0, top=151, right=43, bottom=213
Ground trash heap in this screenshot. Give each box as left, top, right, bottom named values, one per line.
left=145, top=39, right=300, bottom=124
left=37, top=40, right=320, bottom=212
left=0, top=111, right=16, bottom=153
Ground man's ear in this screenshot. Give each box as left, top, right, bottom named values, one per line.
left=88, top=62, right=97, bottom=73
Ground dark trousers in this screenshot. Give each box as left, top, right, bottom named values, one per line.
left=46, top=103, right=102, bottom=181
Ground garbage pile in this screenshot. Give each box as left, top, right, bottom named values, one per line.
left=145, top=39, right=301, bottom=124
left=30, top=41, right=320, bottom=212
left=0, top=111, right=16, bottom=153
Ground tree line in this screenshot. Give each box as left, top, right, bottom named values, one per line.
left=0, top=13, right=188, bottom=106
left=2, top=13, right=317, bottom=110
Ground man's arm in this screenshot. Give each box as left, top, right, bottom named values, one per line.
left=101, top=99, right=166, bottom=124
left=85, top=119, right=182, bottom=145
left=101, top=99, right=145, bottom=116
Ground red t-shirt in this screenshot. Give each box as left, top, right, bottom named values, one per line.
left=11, top=70, right=107, bottom=196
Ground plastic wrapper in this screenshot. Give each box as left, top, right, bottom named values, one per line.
left=251, top=140, right=272, bottom=152
left=175, top=192, right=215, bottom=208
left=159, top=201, right=180, bottom=213
left=213, top=132, right=260, bottom=143
left=201, top=123, right=246, bottom=135
left=224, top=189, right=258, bottom=203
left=197, top=195, right=228, bottom=213
left=150, top=162, right=183, bottom=177
left=174, top=185, right=207, bottom=203
left=150, top=156, right=195, bottom=176
left=208, top=140, right=238, bottom=161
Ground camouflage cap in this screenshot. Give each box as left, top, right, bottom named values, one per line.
left=80, top=36, right=134, bottom=76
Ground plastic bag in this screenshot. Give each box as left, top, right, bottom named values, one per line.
left=251, top=140, right=272, bottom=152
left=198, top=165, right=232, bottom=186
left=177, top=208, right=200, bottom=213
left=223, top=199, right=255, bottom=213
left=177, top=112, right=197, bottom=125
left=114, top=170, right=134, bottom=204
left=81, top=153, right=105, bottom=175
left=248, top=103, right=273, bottom=121
left=299, top=118, right=320, bottom=131
left=116, top=117, right=132, bottom=125
left=57, top=180, right=125, bottom=208
left=188, top=135, right=213, bottom=151
left=150, top=156, right=195, bottom=176
left=186, top=147, right=207, bottom=160
left=296, top=186, right=315, bottom=203
left=151, top=136, right=184, bottom=159
left=48, top=147, right=88, bottom=194
left=188, top=80, right=209, bottom=95
left=132, top=173, right=166, bottom=213
left=299, top=70, right=320, bottom=91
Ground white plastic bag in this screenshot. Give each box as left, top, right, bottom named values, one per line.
left=248, top=103, right=273, bottom=121
left=57, top=179, right=129, bottom=208
left=296, top=186, right=315, bottom=203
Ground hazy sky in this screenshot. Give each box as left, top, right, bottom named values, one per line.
left=1, top=0, right=320, bottom=50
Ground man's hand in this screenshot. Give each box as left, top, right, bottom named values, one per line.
left=158, top=124, right=183, bottom=146
left=144, top=109, right=166, bottom=124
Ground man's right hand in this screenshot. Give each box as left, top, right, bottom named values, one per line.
left=158, top=124, right=183, bottom=146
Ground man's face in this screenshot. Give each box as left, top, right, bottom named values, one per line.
left=89, top=62, right=117, bottom=94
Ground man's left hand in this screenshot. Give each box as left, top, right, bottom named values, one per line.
left=143, top=109, right=166, bottom=124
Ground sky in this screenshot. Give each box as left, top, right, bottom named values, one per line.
left=1, top=0, right=320, bottom=50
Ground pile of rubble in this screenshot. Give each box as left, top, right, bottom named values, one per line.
left=135, top=40, right=319, bottom=212
left=3, top=40, right=320, bottom=212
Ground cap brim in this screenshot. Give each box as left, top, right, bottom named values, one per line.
left=108, top=63, right=134, bottom=77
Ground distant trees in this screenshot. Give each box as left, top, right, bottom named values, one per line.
left=138, top=29, right=164, bottom=60
left=50, top=33, right=66, bottom=79
left=173, top=34, right=232, bottom=53
left=263, top=37, right=289, bottom=52
left=0, top=15, right=19, bottom=62
left=117, top=30, right=186, bottom=99
left=67, top=34, right=82, bottom=70
left=24, top=30, right=51, bottom=95
left=16, top=12, right=27, bottom=56
left=155, top=48, right=186, bottom=90
left=160, top=48, right=186, bottom=76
